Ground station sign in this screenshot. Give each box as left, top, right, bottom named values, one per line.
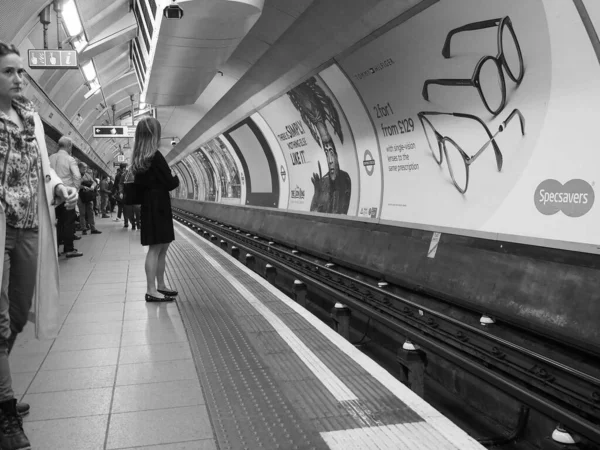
left=28, top=49, right=78, bottom=69
left=93, top=126, right=127, bottom=138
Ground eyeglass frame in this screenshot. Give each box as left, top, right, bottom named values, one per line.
left=422, top=16, right=525, bottom=116
left=417, top=108, right=526, bottom=193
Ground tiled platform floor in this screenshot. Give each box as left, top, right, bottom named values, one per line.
left=11, top=213, right=484, bottom=450
left=12, top=216, right=215, bottom=450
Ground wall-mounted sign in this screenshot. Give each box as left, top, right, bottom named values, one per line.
left=93, top=126, right=127, bottom=138
left=28, top=49, right=78, bottom=69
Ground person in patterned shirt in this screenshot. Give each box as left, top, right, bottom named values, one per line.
left=0, top=42, right=78, bottom=450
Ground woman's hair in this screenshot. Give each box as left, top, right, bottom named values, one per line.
left=131, top=116, right=161, bottom=174
left=0, top=42, right=20, bottom=58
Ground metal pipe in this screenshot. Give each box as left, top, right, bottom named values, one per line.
left=40, top=6, right=52, bottom=50
left=54, top=0, right=63, bottom=49
left=130, top=95, right=135, bottom=127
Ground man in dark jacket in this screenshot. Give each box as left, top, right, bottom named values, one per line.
left=112, top=165, right=125, bottom=221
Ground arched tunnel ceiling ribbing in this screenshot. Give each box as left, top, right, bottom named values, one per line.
left=3, top=0, right=427, bottom=173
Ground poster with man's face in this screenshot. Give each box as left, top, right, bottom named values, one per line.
left=258, top=75, right=359, bottom=215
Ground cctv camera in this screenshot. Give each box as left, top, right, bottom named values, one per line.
left=164, top=4, right=183, bottom=19
left=171, top=140, right=177, bottom=146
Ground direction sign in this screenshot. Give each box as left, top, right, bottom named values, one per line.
left=28, top=49, right=78, bottom=69
left=93, top=126, right=127, bottom=138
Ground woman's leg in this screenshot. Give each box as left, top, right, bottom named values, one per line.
left=145, top=244, right=166, bottom=297
left=0, top=228, right=18, bottom=403
left=156, top=243, right=170, bottom=290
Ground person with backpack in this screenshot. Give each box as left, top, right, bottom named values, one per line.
left=122, top=166, right=141, bottom=230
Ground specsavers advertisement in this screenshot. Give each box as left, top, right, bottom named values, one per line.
left=339, top=0, right=600, bottom=248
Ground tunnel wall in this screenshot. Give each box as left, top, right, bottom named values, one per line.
left=172, top=0, right=600, bottom=349
left=173, top=198, right=600, bottom=353
left=175, top=0, right=600, bottom=255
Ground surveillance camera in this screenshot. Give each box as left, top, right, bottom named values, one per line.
left=171, top=140, right=177, bottom=146
left=163, top=4, right=184, bottom=19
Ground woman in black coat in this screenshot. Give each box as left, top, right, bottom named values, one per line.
left=130, top=117, right=180, bottom=302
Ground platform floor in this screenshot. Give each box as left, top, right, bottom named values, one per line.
left=10, top=215, right=485, bottom=449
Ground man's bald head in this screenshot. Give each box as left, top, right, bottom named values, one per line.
left=58, top=136, right=73, bottom=154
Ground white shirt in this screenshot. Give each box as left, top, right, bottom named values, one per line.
left=49, top=149, right=81, bottom=189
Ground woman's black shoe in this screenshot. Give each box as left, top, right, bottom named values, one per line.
left=157, top=288, right=178, bottom=297
left=145, top=293, right=174, bottom=302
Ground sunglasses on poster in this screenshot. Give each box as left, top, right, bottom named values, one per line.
left=422, top=16, right=525, bottom=116
left=417, top=108, right=526, bottom=194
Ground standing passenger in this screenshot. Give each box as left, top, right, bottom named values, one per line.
left=130, top=117, right=180, bottom=302
left=77, top=162, right=101, bottom=235
left=0, top=41, right=78, bottom=450
left=99, top=175, right=110, bottom=218
left=49, top=137, right=82, bottom=258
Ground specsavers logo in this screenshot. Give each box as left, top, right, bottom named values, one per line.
left=534, top=179, right=594, bottom=217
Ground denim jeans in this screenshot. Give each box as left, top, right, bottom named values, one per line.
left=0, top=227, right=38, bottom=401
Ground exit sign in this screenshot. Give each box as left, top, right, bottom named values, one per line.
left=28, top=49, right=78, bottom=69
left=93, top=126, right=127, bottom=138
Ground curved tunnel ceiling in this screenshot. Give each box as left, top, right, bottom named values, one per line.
left=2, top=0, right=426, bottom=173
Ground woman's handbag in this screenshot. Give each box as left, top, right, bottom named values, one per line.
left=123, top=169, right=144, bottom=205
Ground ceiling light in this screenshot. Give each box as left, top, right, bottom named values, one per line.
left=82, top=61, right=96, bottom=82
left=89, top=79, right=100, bottom=91
left=84, top=79, right=101, bottom=99
left=72, top=35, right=88, bottom=53
left=62, top=0, right=83, bottom=37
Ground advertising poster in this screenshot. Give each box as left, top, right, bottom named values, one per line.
left=186, top=154, right=206, bottom=200
left=204, top=137, right=243, bottom=204
left=193, top=148, right=218, bottom=202
left=258, top=74, right=360, bottom=216
left=182, top=157, right=200, bottom=200
left=199, top=143, right=226, bottom=202
left=319, top=64, right=382, bottom=219
left=250, top=113, right=290, bottom=209
left=173, top=164, right=188, bottom=199
left=179, top=159, right=198, bottom=200
left=190, top=150, right=214, bottom=201
left=339, top=0, right=600, bottom=248
left=218, top=135, right=247, bottom=206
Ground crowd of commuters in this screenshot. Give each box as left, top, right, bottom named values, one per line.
left=0, top=41, right=180, bottom=449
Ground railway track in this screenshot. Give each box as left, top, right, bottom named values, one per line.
left=173, top=208, right=600, bottom=447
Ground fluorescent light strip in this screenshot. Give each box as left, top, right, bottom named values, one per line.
left=82, top=61, right=96, bottom=82
left=62, top=0, right=83, bottom=36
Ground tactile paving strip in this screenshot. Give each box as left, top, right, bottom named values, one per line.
left=181, top=235, right=424, bottom=429
left=170, top=245, right=329, bottom=450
